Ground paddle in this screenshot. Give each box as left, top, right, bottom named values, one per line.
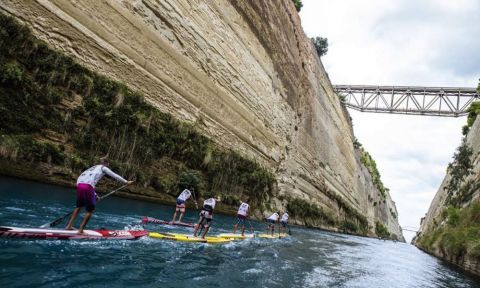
left=191, top=188, right=199, bottom=209
left=40, top=184, right=129, bottom=228
left=247, top=218, right=255, bottom=234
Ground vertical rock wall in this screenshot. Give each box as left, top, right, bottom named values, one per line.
left=0, top=0, right=402, bottom=239
left=414, top=117, right=480, bottom=275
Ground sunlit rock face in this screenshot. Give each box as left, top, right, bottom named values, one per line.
left=1, top=0, right=402, bottom=239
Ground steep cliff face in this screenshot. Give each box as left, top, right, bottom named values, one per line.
left=0, top=0, right=402, bottom=239
left=414, top=116, right=480, bottom=276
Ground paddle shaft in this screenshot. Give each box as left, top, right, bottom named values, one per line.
left=247, top=219, right=255, bottom=233
left=191, top=188, right=199, bottom=209
left=40, top=184, right=128, bottom=228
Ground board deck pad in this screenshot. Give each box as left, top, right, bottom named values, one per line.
left=149, top=232, right=231, bottom=244
left=217, top=233, right=255, bottom=239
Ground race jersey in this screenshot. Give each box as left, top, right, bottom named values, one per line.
left=203, top=198, right=216, bottom=209
left=281, top=212, right=289, bottom=222
left=76, top=165, right=127, bottom=187
left=267, top=212, right=279, bottom=221
left=237, top=202, right=249, bottom=216
left=177, top=189, right=192, bottom=201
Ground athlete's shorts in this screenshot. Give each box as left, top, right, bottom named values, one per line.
left=76, top=183, right=96, bottom=212
left=199, top=210, right=213, bottom=227
left=266, top=219, right=276, bottom=224
left=236, top=214, right=247, bottom=225
left=176, top=199, right=186, bottom=212
left=281, top=221, right=288, bottom=228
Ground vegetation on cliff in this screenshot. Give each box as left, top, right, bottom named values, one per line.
left=462, top=102, right=480, bottom=136
left=417, top=201, right=480, bottom=260
left=360, top=150, right=388, bottom=198
left=0, top=13, right=275, bottom=209
left=444, top=139, right=476, bottom=207
left=312, top=36, right=328, bottom=57
left=291, top=0, right=303, bottom=12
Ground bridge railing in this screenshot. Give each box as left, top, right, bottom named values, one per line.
left=334, top=85, right=479, bottom=117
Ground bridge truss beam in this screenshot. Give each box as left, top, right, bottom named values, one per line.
left=334, top=85, right=479, bottom=117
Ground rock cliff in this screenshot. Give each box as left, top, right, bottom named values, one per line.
left=0, top=0, right=402, bottom=239
left=414, top=115, right=480, bottom=276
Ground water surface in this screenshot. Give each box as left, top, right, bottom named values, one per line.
left=0, top=176, right=478, bottom=287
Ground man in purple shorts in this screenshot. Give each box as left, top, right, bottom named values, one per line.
left=65, top=157, right=133, bottom=233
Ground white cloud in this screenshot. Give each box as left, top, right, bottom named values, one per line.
left=300, top=0, right=479, bottom=242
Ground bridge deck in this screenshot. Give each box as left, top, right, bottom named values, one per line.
left=334, top=85, right=479, bottom=117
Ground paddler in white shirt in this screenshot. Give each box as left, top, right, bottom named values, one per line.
left=265, top=211, right=280, bottom=236
left=280, top=210, right=289, bottom=234
left=193, top=196, right=220, bottom=239
left=232, top=200, right=250, bottom=236
left=171, top=187, right=197, bottom=224
left=66, top=157, right=133, bottom=233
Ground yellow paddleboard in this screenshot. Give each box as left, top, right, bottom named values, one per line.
left=257, top=233, right=289, bottom=239
left=149, top=232, right=231, bottom=244
left=217, top=233, right=255, bottom=239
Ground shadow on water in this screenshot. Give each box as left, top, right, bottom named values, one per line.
left=0, top=176, right=479, bottom=288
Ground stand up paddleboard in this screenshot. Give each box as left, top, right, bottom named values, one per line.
left=141, top=216, right=195, bottom=228
left=149, top=232, right=231, bottom=244
left=257, top=233, right=289, bottom=239
left=0, top=226, right=148, bottom=240
left=217, top=233, right=255, bottom=239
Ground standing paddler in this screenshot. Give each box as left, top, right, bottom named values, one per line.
left=232, top=200, right=250, bottom=236
left=171, top=187, right=197, bottom=224
left=280, top=210, right=289, bottom=235
left=65, top=157, right=134, bottom=233
left=193, top=196, right=220, bottom=239
left=265, top=211, right=280, bottom=236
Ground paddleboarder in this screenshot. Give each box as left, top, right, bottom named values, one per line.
left=65, top=157, right=133, bottom=233
left=193, top=196, right=220, bottom=239
left=171, top=187, right=197, bottom=224
left=265, top=211, right=280, bottom=236
left=280, top=210, right=289, bottom=234
left=232, top=200, right=250, bottom=236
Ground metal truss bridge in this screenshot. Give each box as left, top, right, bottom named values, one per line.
left=334, top=85, right=479, bottom=117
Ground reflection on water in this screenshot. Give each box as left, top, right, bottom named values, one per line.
left=0, top=176, right=478, bottom=287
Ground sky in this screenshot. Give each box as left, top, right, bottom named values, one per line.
left=299, top=0, right=480, bottom=242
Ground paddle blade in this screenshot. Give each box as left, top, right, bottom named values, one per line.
left=40, top=212, right=72, bottom=228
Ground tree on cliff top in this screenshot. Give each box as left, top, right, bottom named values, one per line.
left=292, top=0, right=303, bottom=12
left=312, top=36, right=328, bottom=57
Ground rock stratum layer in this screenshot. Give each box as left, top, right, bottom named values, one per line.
left=0, top=0, right=403, bottom=239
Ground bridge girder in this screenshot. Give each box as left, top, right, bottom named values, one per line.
left=334, top=85, right=479, bottom=117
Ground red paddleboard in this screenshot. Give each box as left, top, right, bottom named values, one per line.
left=0, top=226, right=148, bottom=240
left=141, top=216, right=195, bottom=228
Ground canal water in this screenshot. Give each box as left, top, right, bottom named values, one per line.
left=0, top=176, right=478, bottom=287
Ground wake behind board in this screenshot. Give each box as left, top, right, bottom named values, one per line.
left=257, top=233, right=289, bottom=239
left=0, top=226, right=148, bottom=240
left=217, top=233, right=255, bottom=239
left=141, top=216, right=195, bottom=228
left=149, top=232, right=231, bottom=244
